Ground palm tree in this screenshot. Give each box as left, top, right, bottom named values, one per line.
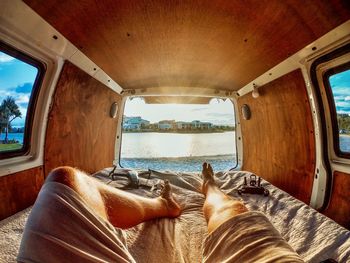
left=0, top=97, right=22, bottom=143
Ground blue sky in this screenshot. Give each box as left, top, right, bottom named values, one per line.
left=0, top=51, right=37, bottom=128
left=329, top=69, right=350, bottom=115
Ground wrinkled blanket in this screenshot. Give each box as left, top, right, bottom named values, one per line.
left=1, top=169, right=349, bottom=263
left=93, top=169, right=350, bottom=263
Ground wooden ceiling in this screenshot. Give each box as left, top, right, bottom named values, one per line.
left=25, top=0, right=350, bottom=91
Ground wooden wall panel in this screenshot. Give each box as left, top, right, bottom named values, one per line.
left=44, top=62, right=121, bottom=176
left=0, top=166, right=44, bottom=220
left=323, top=171, right=350, bottom=229
left=237, top=70, right=315, bottom=203
left=25, top=0, right=350, bottom=91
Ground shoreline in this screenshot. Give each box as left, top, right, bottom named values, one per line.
left=121, top=154, right=235, bottom=160
left=123, top=130, right=234, bottom=134
left=120, top=155, right=237, bottom=172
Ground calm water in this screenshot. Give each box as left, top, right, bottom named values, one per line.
left=340, top=135, right=350, bottom=152
left=2, top=132, right=349, bottom=171
left=121, top=132, right=236, bottom=158
left=120, top=132, right=237, bottom=171
left=0, top=133, right=24, bottom=143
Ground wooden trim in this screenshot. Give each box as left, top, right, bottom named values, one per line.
left=237, top=70, right=315, bottom=203
left=0, top=166, right=44, bottom=220
left=44, top=62, right=121, bottom=176
left=323, top=171, right=350, bottom=229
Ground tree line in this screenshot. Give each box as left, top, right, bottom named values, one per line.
left=0, top=96, right=22, bottom=143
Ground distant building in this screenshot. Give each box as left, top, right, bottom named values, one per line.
left=123, top=116, right=150, bottom=130
left=191, top=120, right=213, bottom=129
left=172, top=120, right=214, bottom=129
left=123, top=117, right=215, bottom=131
left=201, top=122, right=213, bottom=129
left=176, top=121, right=191, bottom=129
left=158, top=120, right=175, bottom=130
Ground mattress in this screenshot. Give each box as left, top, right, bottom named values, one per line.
left=1, top=169, right=349, bottom=263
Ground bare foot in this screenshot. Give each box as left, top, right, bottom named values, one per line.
left=159, top=180, right=181, bottom=218
left=201, top=162, right=215, bottom=195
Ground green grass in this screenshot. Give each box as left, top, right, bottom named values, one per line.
left=0, top=143, right=23, bottom=151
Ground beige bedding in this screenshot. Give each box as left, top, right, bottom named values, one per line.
left=93, top=169, right=350, bottom=263
left=1, top=169, right=349, bottom=262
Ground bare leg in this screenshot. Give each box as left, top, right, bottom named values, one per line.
left=46, top=166, right=181, bottom=229
left=201, top=162, right=248, bottom=233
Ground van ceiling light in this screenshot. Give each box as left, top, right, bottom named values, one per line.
left=252, top=83, right=260, bottom=98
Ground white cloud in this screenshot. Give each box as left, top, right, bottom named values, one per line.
left=0, top=53, right=15, bottom=63
left=0, top=89, right=12, bottom=97
left=334, top=96, right=344, bottom=101
left=16, top=94, right=30, bottom=104
left=337, top=110, right=350, bottom=115
left=335, top=101, right=350, bottom=107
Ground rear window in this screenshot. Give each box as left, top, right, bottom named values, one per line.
left=326, top=65, right=350, bottom=156
left=120, top=98, right=237, bottom=172
left=0, top=41, right=44, bottom=158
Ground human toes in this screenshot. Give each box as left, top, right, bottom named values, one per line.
left=160, top=180, right=181, bottom=217
left=161, top=180, right=171, bottom=199
left=202, top=162, right=214, bottom=178
left=202, top=162, right=208, bottom=172
left=208, top=163, right=214, bottom=175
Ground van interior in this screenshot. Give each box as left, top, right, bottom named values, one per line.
left=0, top=1, right=350, bottom=262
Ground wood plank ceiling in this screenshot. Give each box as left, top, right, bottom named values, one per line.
left=25, top=0, right=350, bottom=91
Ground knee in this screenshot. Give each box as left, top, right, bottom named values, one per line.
left=230, top=201, right=248, bottom=214
left=216, top=200, right=248, bottom=217
left=46, top=166, right=77, bottom=187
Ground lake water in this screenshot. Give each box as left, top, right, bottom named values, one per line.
left=120, top=132, right=237, bottom=172
left=0, top=133, right=24, bottom=143
left=121, top=133, right=349, bottom=171
left=2, top=132, right=349, bottom=172
left=340, top=135, right=350, bottom=152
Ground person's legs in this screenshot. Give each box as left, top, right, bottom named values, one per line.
left=46, top=166, right=181, bottom=229
left=201, top=162, right=248, bottom=233
left=201, top=163, right=304, bottom=262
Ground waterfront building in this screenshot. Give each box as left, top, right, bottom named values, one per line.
left=191, top=120, right=213, bottom=129
left=123, top=116, right=150, bottom=130
left=158, top=120, right=176, bottom=130
left=176, top=121, right=191, bottom=129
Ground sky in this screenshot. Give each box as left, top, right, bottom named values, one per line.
left=329, top=69, right=350, bottom=114
left=124, top=97, right=235, bottom=126
left=0, top=51, right=37, bottom=128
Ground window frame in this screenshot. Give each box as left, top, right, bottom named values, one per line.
left=309, top=43, right=350, bottom=210
left=117, top=96, right=239, bottom=171
left=0, top=41, right=46, bottom=159
left=323, top=62, right=350, bottom=159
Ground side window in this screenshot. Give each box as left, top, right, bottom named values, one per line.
left=326, top=65, right=350, bottom=157
left=0, top=41, right=45, bottom=158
